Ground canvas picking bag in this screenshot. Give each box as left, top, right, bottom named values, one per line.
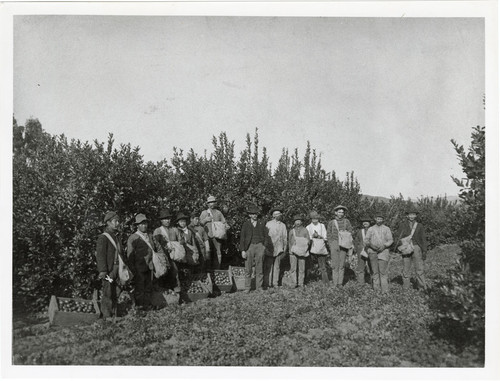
left=310, top=238, right=328, bottom=255
left=334, top=220, right=354, bottom=250
left=137, top=233, right=169, bottom=278
left=208, top=210, right=227, bottom=240
left=291, top=229, right=310, bottom=257
left=103, top=233, right=133, bottom=285
left=398, top=223, right=418, bottom=255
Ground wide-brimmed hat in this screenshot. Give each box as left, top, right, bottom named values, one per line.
left=159, top=209, right=173, bottom=220
left=334, top=205, right=348, bottom=212
left=103, top=211, right=118, bottom=224
left=293, top=214, right=304, bottom=222
left=175, top=212, right=190, bottom=223
left=373, top=211, right=385, bottom=219
left=247, top=204, right=260, bottom=215
left=270, top=206, right=284, bottom=215
left=309, top=211, right=321, bottom=219
left=206, top=195, right=217, bottom=204
left=359, top=216, right=372, bottom=223
left=134, top=213, right=148, bottom=225
left=405, top=207, right=419, bottom=215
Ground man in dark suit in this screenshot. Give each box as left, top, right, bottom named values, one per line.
left=95, top=211, right=122, bottom=318
left=240, top=204, right=270, bottom=293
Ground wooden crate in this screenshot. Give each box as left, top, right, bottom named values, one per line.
left=212, top=269, right=234, bottom=292
left=192, top=273, right=213, bottom=294
left=229, top=266, right=255, bottom=291
left=48, top=295, right=100, bottom=326
left=182, top=279, right=211, bottom=302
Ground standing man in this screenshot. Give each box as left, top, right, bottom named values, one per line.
left=327, top=205, right=354, bottom=287
left=127, top=213, right=159, bottom=309
left=190, top=212, right=211, bottom=265
left=354, top=216, right=372, bottom=285
left=200, top=196, right=229, bottom=269
left=96, top=211, right=122, bottom=318
left=264, top=206, right=288, bottom=288
left=364, top=212, right=393, bottom=294
left=240, top=204, right=269, bottom=293
left=153, top=209, right=180, bottom=293
left=306, top=211, right=329, bottom=284
left=396, top=208, right=428, bottom=290
left=288, top=214, right=311, bottom=288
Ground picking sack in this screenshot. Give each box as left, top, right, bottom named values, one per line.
left=152, top=251, right=169, bottom=278
left=334, top=220, right=354, bottom=250
left=290, top=230, right=310, bottom=257
left=212, top=221, right=227, bottom=240
left=169, top=241, right=187, bottom=262
left=397, top=223, right=418, bottom=255
left=310, top=238, right=328, bottom=255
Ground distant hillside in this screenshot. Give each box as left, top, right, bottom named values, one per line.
left=361, top=194, right=461, bottom=203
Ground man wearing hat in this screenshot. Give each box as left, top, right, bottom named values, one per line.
left=364, top=212, right=394, bottom=294
left=127, top=213, right=161, bottom=309
left=306, top=211, right=329, bottom=284
left=264, top=206, right=288, bottom=287
left=96, top=211, right=122, bottom=318
left=327, top=205, right=354, bottom=287
left=173, top=212, right=203, bottom=268
left=200, top=195, right=229, bottom=269
left=153, top=209, right=180, bottom=292
left=395, top=208, right=428, bottom=290
left=288, top=214, right=311, bottom=287
left=240, top=204, right=270, bottom=292
left=354, top=216, right=373, bottom=285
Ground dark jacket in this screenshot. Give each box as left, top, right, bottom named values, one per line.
left=127, top=232, right=159, bottom=273
left=96, top=229, right=122, bottom=277
left=354, top=228, right=369, bottom=254
left=396, top=221, right=427, bottom=254
left=240, top=219, right=270, bottom=252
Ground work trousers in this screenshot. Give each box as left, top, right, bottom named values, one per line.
left=209, top=237, right=223, bottom=270
left=264, top=252, right=285, bottom=287
left=289, top=254, right=307, bottom=287
left=402, top=244, right=427, bottom=290
left=134, top=269, right=153, bottom=306
left=245, top=243, right=265, bottom=291
left=101, top=279, right=120, bottom=318
left=330, top=241, right=347, bottom=286
left=311, top=253, right=329, bottom=283
left=368, top=251, right=389, bottom=293
left=355, top=251, right=372, bottom=285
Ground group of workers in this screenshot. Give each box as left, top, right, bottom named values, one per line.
left=95, top=195, right=428, bottom=317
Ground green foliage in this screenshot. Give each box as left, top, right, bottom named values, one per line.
left=434, top=125, right=485, bottom=345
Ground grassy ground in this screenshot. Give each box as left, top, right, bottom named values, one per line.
left=12, top=244, right=483, bottom=366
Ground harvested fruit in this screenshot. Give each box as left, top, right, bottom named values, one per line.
left=58, top=299, right=96, bottom=314
left=213, top=271, right=231, bottom=285
left=231, top=267, right=246, bottom=277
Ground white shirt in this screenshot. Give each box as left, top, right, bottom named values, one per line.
left=306, top=222, right=327, bottom=240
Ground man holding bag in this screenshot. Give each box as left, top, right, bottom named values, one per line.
left=288, top=214, right=311, bottom=288
left=96, top=211, right=126, bottom=318
left=364, top=212, right=393, bottom=294
left=127, top=214, right=162, bottom=309
left=327, top=205, right=354, bottom=287
left=396, top=208, right=428, bottom=291
left=200, top=196, right=229, bottom=269
left=306, top=211, right=329, bottom=284
left=264, top=206, right=288, bottom=288
left=354, top=216, right=373, bottom=285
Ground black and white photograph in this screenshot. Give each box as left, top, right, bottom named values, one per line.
left=1, top=1, right=499, bottom=379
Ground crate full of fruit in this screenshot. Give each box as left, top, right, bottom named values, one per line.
left=48, top=295, right=100, bottom=326
left=180, top=278, right=210, bottom=302
left=229, top=266, right=255, bottom=291
left=191, top=272, right=213, bottom=294
left=212, top=270, right=234, bottom=292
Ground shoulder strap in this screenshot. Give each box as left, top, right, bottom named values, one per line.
left=334, top=220, right=340, bottom=231
left=361, top=229, right=366, bottom=240
left=103, top=232, right=117, bottom=250
left=137, top=233, right=155, bottom=252
left=409, top=222, right=418, bottom=238
left=160, top=226, right=170, bottom=241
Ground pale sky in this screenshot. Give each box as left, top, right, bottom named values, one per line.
left=13, top=16, right=485, bottom=199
